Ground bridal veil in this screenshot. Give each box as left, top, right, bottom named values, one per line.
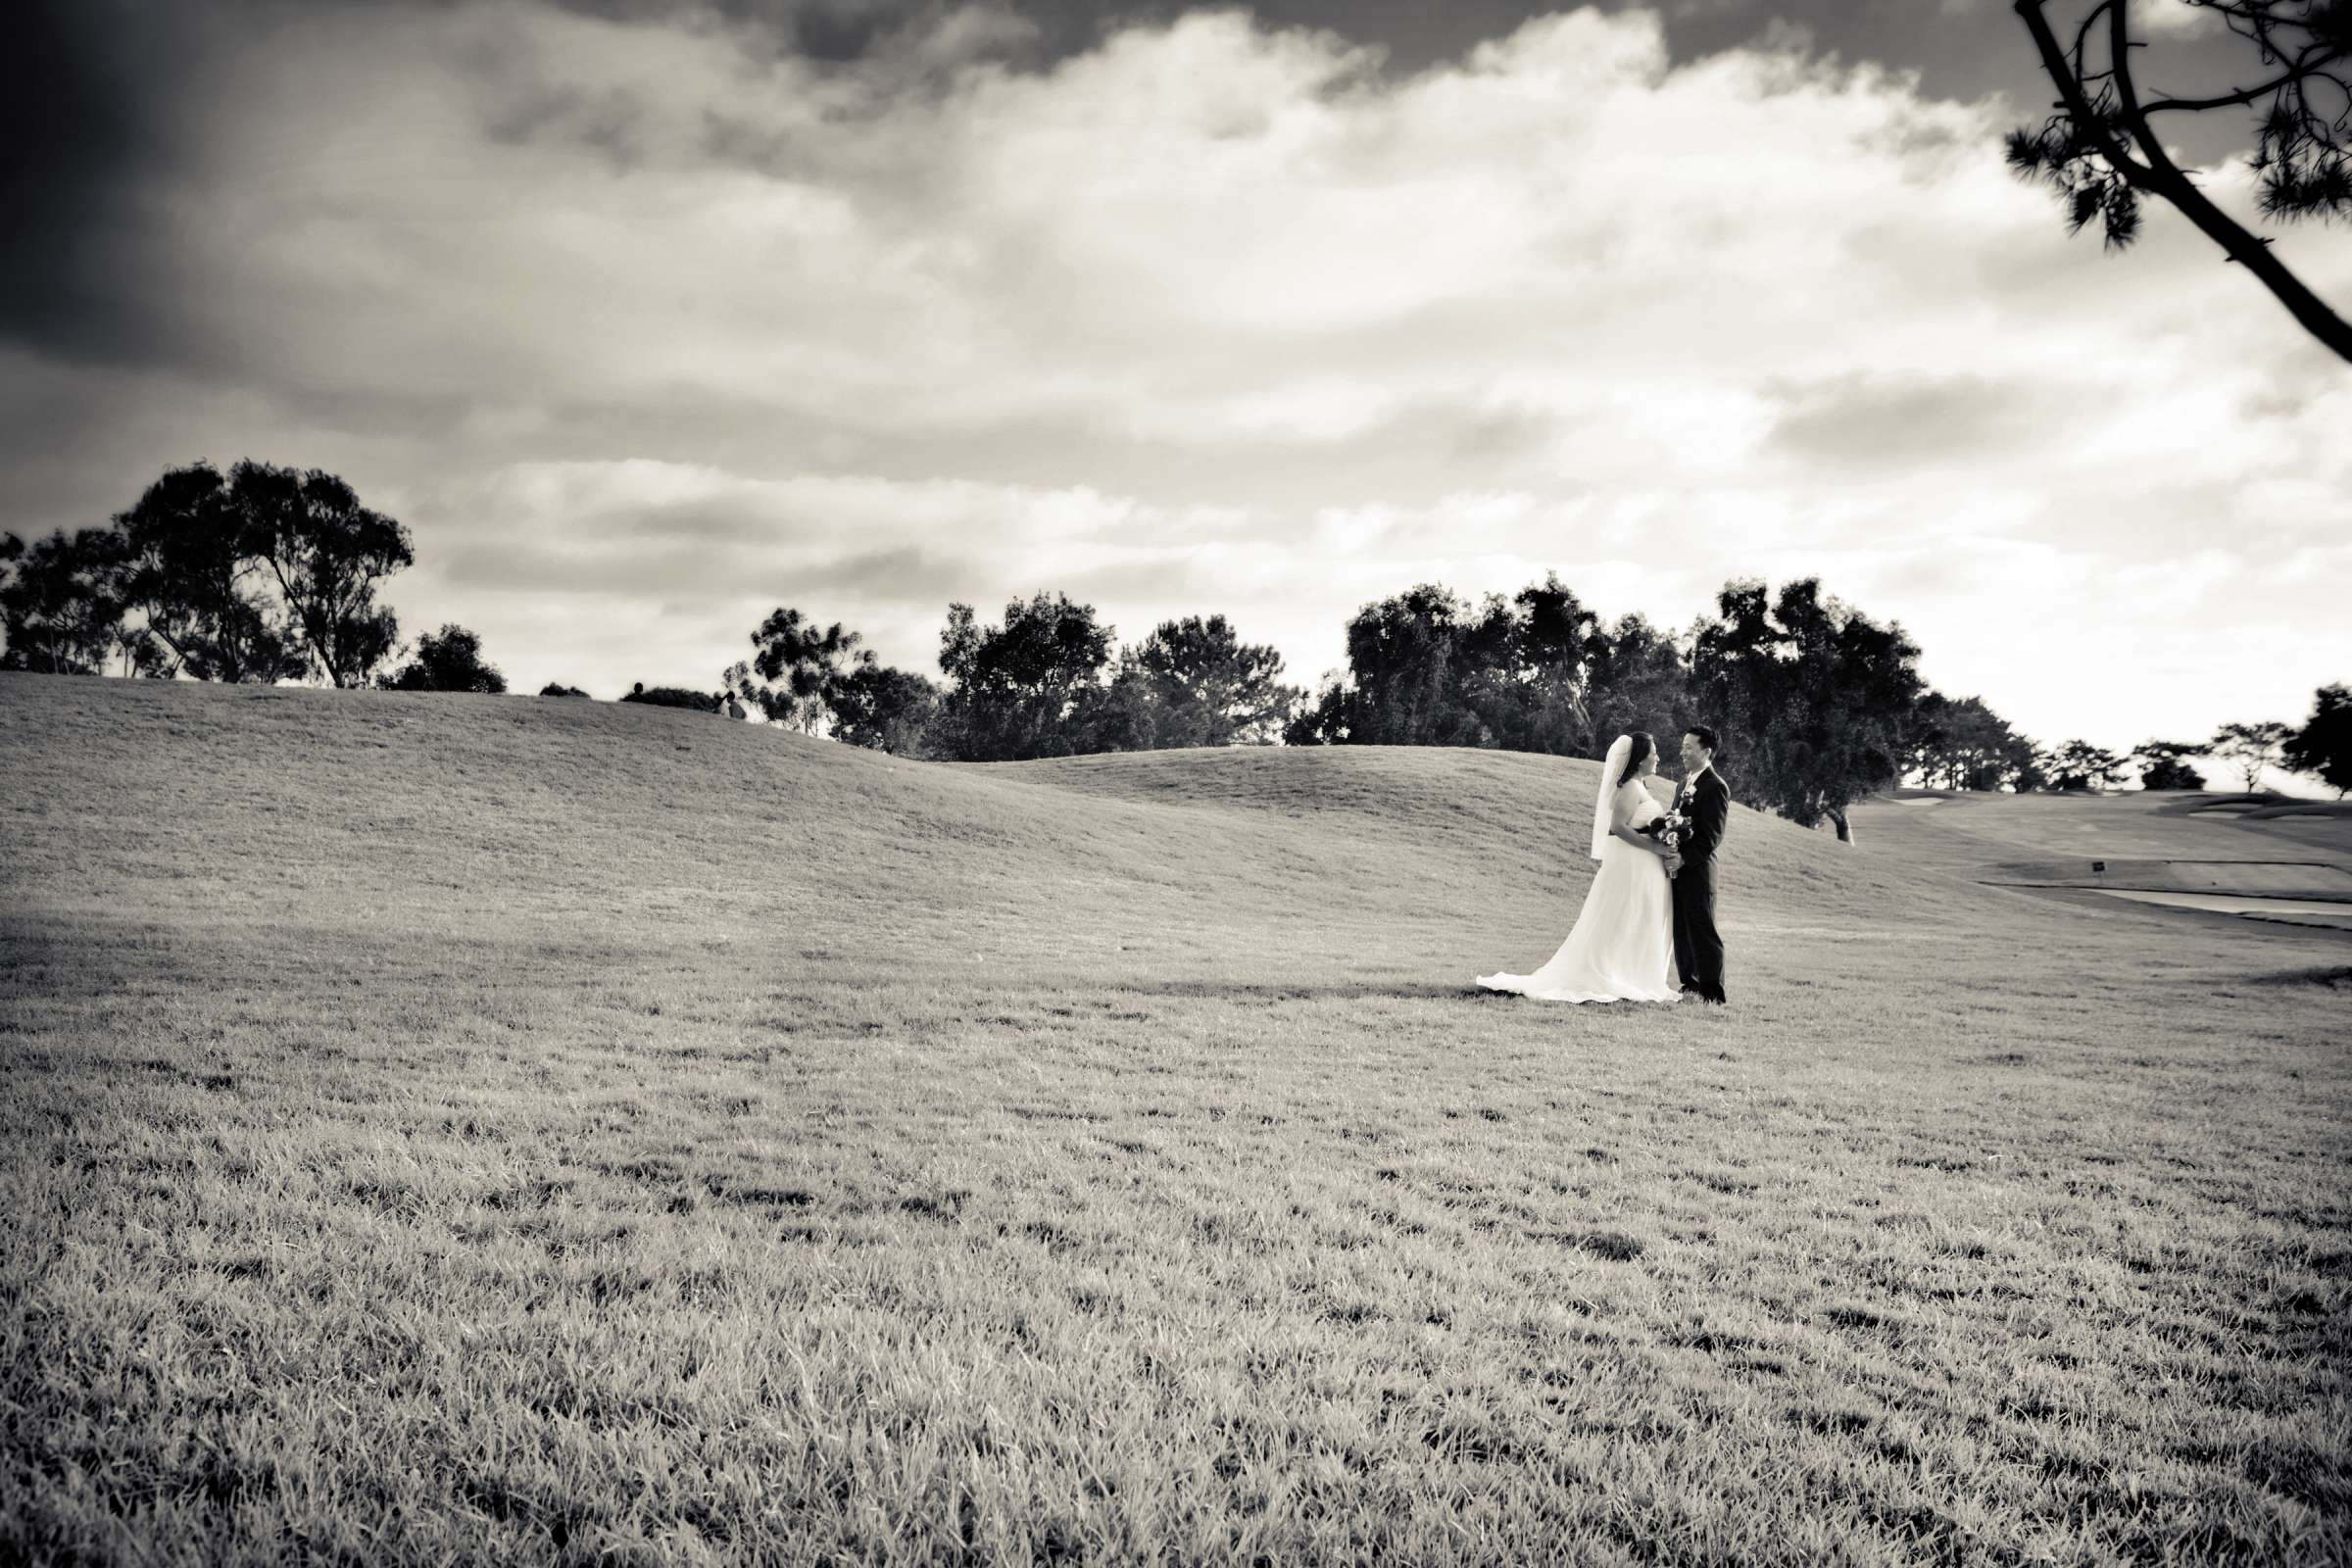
left=1591, top=734, right=1633, bottom=859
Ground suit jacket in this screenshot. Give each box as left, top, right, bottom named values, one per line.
left=1676, top=768, right=1728, bottom=866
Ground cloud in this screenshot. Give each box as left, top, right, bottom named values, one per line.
left=1763, top=374, right=2054, bottom=472
left=4, top=2, right=2348, bottom=750
left=2128, top=0, right=2225, bottom=37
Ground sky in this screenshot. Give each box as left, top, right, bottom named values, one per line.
left=7, top=0, right=2349, bottom=757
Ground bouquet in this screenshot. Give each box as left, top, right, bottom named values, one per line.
left=1639, top=808, right=1690, bottom=875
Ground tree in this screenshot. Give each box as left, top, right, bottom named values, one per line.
left=0, top=527, right=144, bottom=675
left=733, top=609, right=863, bottom=732
left=2049, top=738, right=2129, bottom=790
left=1688, top=578, right=1925, bottom=843
left=539, top=682, right=590, bottom=698
left=2211, top=718, right=2292, bottom=789
left=232, top=461, right=412, bottom=688
left=831, top=661, right=940, bottom=755
left=1113, top=613, right=1301, bottom=748
left=2282, top=682, right=2352, bottom=795
left=1289, top=578, right=1648, bottom=754
left=1284, top=676, right=1354, bottom=746
left=382, top=623, right=506, bottom=694
left=1306, top=585, right=1494, bottom=748
left=117, top=463, right=305, bottom=683
left=1905, top=693, right=2036, bottom=790
left=1995, top=738, right=2053, bottom=793
left=1583, top=612, right=1690, bottom=757
left=1904, top=691, right=1956, bottom=786
left=1449, top=576, right=1600, bottom=757
left=2132, top=738, right=2209, bottom=790
left=2008, top=0, right=2352, bottom=363
left=932, top=592, right=1115, bottom=761
left=1288, top=587, right=1692, bottom=759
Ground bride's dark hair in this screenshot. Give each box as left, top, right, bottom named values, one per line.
left=1618, top=732, right=1655, bottom=787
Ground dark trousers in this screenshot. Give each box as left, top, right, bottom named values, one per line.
left=1672, top=858, right=1726, bottom=1003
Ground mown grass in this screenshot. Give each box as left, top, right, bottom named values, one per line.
left=2, top=676, right=2348, bottom=1565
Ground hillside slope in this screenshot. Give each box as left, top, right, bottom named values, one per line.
left=2, top=676, right=1975, bottom=984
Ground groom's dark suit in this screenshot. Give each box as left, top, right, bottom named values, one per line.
left=1672, top=767, right=1729, bottom=1004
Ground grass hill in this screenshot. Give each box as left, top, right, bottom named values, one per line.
left=3, top=674, right=1937, bottom=963
left=2, top=675, right=2347, bottom=1566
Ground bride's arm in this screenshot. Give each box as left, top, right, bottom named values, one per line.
left=1605, top=791, right=1670, bottom=856
left=1609, top=821, right=1669, bottom=856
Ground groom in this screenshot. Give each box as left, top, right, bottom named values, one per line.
left=1665, top=726, right=1729, bottom=1004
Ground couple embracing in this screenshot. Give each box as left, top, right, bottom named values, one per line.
left=1478, top=725, right=1729, bottom=1006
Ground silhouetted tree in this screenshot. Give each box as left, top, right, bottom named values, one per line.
left=233, top=461, right=411, bottom=688
left=1454, top=575, right=1603, bottom=756
left=2050, top=738, right=2128, bottom=790
left=1978, top=710, right=2043, bottom=792
left=1582, top=612, right=1690, bottom=757
left=2008, top=0, right=2351, bottom=362
left=831, top=661, right=940, bottom=755
left=117, top=464, right=304, bottom=683
left=733, top=608, right=864, bottom=732
left=2132, top=738, right=2209, bottom=790
left=383, top=623, right=506, bottom=694
left=539, top=682, right=590, bottom=698
left=0, top=527, right=147, bottom=675
left=2003, top=740, right=2051, bottom=793
left=1292, top=581, right=1687, bottom=759
left=1906, top=693, right=2035, bottom=790
left=2282, top=682, right=2352, bottom=795
left=1298, top=584, right=1494, bottom=748
left=1283, top=676, right=1352, bottom=746
left=932, top=592, right=1115, bottom=761
left=1102, top=613, right=1301, bottom=749
left=2211, top=718, right=2292, bottom=789
left=1355, top=583, right=1501, bottom=747
left=1689, top=578, right=1924, bottom=843
left=1074, top=662, right=1159, bottom=754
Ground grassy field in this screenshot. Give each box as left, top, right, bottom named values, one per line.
left=2, top=674, right=2347, bottom=1566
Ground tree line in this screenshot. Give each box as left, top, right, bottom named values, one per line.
left=718, top=574, right=2349, bottom=832
left=8, top=463, right=2348, bottom=834
left=0, top=462, right=502, bottom=695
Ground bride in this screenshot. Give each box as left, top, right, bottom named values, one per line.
left=1478, top=732, right=1682, bottom=1004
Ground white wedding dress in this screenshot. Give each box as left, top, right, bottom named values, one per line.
left=1478, top=756, right=1681, bottom=1004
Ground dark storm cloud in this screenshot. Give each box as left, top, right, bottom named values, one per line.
left=503, top=0, right=2256, bottom=117
left=668, top=0, right=2261, bottom=127
left=3, top=3, right=222, bottom=366
left=4, top=0, right=1028, bottom=368
left=7, top=0, right=2266, bottom=371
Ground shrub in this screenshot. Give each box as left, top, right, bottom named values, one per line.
left=620, top=682, right=722, bottom=713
